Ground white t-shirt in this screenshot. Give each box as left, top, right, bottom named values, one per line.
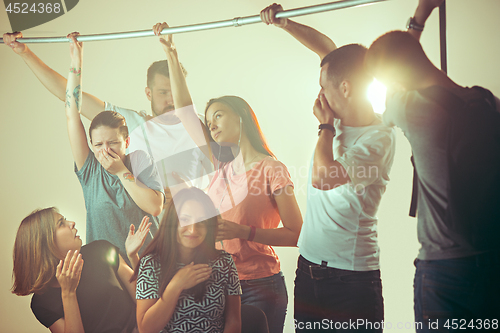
left=105, top=103, right=212, bottom=191
left=298, top=117, right=396, bottom=271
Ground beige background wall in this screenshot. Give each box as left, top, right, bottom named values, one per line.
left=1, top=0, right=499, bottom=331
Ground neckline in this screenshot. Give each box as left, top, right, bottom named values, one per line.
left=229, top=155, right=271, bottom=175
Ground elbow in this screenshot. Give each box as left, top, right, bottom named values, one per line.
left=144, top=204, right=162, bottom=217
left=150, top=204, right=162, bottom=217
left=291, top=233, right=300, bottom=247
left=311, top=174, right=323, bottom=190
left=149, top=193, right=164, bottom=217
left=155, top=199, right=164, bottom=216
left=312, top=158, right=330, bottom=190
left=291, top=224, right=302, bottom=246
left=137, top=322, right=147, bottom=333
left=137, top=316, right=152, bottom=333
left=311, top=168, right=329, bottom=191
left=312, top=163, right=347, bottom=191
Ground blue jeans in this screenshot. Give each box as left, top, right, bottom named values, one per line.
left=240, top=271, right=288, bottom=333
left=294, top=255, right=384, bottom=332
left=414, top=251, right=500, bottom=332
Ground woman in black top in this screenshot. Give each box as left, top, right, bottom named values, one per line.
left=12, top=207, right=150, bottom=333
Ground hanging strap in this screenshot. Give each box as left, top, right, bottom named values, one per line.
left=409, top=155, right=418, bottom=217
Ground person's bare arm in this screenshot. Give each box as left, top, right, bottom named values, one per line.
left=125, top=216, right=152, bottom=270
left=311, top=95, right=350, bottom=190
left=152, top=23, right=213, bottom=161
left=260, top=3, right=336, bottom=60
left=217, top=185, right=303, bottom=246
left=407, top=0, right=445, bottom=41
left=96, top=149, right=164, bottom=216
left=223, top=296, right=241, bottom=333
left=65, top=33, right=90, bottom=170
left=3, top=32, right=104, bottom=120
left=116, top=255, right=137, bottom=303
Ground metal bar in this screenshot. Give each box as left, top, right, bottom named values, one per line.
left=1, top=0, right=388, bottom=44
left=439, top=1, right=447, bottom=73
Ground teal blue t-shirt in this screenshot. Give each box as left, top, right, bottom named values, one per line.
left=75, top=150, right=163, bottom=265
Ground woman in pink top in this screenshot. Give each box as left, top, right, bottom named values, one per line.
left=151, top=22, right=302, bottom=333
left=205, top=95, right=303, bottom=333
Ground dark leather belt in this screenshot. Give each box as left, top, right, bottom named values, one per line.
left=298, top=255, right=348, bottom=280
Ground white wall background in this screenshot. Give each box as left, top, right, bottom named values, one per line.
left=1, top=0, right=499, bottom=331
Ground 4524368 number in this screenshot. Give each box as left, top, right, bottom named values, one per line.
left=5, top=2, right=61, bottom=14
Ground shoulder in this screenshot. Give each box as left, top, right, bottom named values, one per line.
left=356, top=121, right=395, bottom=150
left=213, top=250, right=233, bottom=262
left=128, top=149, right=154, bottom=166
left=139, top=254, right=160, bottom=271
left=210, top=251, right=234, bottom=266
left=104, top=102, right=143, bottom=118
left=31, top=288, right=62, bottom=328
left=366, top=123, right=395, bottom=142
left=211, top=251, right=237, bottom=273
left=384, top=90, right=425, bottom=126
left=259, top=156, right=289, bottom=172
left=81, top=240, right=117, bottom=255
left=80, top=241, right=119, bottom=267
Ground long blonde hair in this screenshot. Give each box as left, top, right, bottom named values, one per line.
left=12, top=207, right=60, bottom=296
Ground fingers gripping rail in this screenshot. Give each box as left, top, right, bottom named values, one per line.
left=1, top=0, right=389, bottom=44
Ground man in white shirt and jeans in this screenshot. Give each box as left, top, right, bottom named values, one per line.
left=261, top=4, right=396, bottom=332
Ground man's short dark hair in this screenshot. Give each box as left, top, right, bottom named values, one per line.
left=147, top=60, right=188, bottom=88
left=365, top=30, right=433, bottom=89
left=320, top=44, right=372, bottom=88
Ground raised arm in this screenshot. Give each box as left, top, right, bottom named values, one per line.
left=153, top=23, right=213, bottom=161
left=125, top=216, right=151, bottom=270
left=136, top=262, right=212, bottom=333
left=95, top=149, right=164, bottom=216
left=260, top=3, right=336, bottom=60
left=3, top=32, right=104, bottom=120
left=65, top=32, right=90, bottom=170
left=407, top=0, right=445, bottom=41
left=311, top=95, right=350, bottom=190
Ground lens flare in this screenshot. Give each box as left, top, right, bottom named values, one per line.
left=368, top=79, right=387, bottom=114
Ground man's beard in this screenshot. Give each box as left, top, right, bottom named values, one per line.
left=152, top=104, right=175, bottom=117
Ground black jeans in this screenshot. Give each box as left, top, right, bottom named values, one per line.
left=414, top=251, right=500, bottom=332
left=294, top=255, right=384, bottom=332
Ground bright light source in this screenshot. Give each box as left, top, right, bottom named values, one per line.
left=368, top=79, right=387, bottom=114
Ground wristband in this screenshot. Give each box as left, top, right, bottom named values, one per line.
left=318, top=124, right=336, bottom=136
left=406, top=17, right=424, bottom=31
left=248, top=225, right=256, bottom=242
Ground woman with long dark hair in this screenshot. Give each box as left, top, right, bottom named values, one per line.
left=154, top=22, right=303, bottom=333
left=135, top=187, right=241, bottom=333
left=204, top=96, right=302, bottom=333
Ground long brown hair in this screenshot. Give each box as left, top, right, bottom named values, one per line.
left=204, top=96, right=275, bottom=162
left=133, top=188, right=221, bottom=301
left=12, top=207, right=60, bottom=296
